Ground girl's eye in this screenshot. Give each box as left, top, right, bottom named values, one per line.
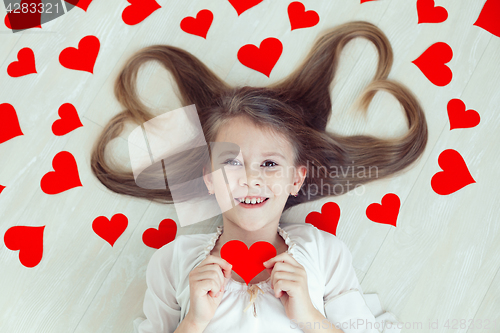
left=223, top=159, right=241, bottom=166
left=263, top=160, right=277, bottom=168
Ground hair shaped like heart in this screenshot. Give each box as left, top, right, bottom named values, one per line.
left=90, top=20, right=428, bottom=211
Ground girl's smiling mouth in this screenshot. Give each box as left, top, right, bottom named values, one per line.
left=234, top=197, right=270, bottom=208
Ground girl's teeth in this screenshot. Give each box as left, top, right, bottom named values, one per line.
left=240, top=198, right=266, bottom=204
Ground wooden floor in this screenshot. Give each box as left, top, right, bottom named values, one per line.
left=1, top=0, right=499, bottom=332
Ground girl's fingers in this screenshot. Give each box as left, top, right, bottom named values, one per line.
left=201, top=255, right=233, bottom=277
left=193, top=269, right=224, bottom=292
left=263, top=252, right=300, bottom=269
left=197, top=279, right=220, bottom=297
left=273, top=279, right=294, bottom=298
left=271, top=271, right=297, bottom=289
left=196, top=265, right=225, bottom=291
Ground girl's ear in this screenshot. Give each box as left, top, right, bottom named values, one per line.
left=293, top=165, right=307, bottom=194
left=203, top=165, right=213, bottom=193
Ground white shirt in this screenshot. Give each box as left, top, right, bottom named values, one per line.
left=134, top=222, right=402, bottom=333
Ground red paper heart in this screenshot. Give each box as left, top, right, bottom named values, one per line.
left=64, top=0, right=94, bottom=12
left=237, top=37, right=283, bottom=77
left=417, top=0, right=448, bottom=24
left=366, top=193, right=400, bottom=227
left=142, top=219, right=177, bottom=249
left=59, top=35, right=100, bottom=73
left=52, top=103, right=83, bottom=136
left=412, top=42, right=453, bottom=86
left=220, top=240, right=276, bottom=285
left=474, top=0, right=500, bottom=38
left=305, top=202, right=340, bottom=236
left=360, top=0, right=377, bottom=3
left=0, top=185, right=5, bottom=194
left=180, top=9, right=213, bottom=39
left=40, top=151, right=83, bottom=194
left=447, top=99, right=480, bottom=130
left=288, top=2, right=319, bottom=31
left=92, top=213, right=128, bottom=247
left=0, top=103, right=24, bottom=144
left=4, top=225, right=45, bottom=268
left=431, top=149, right=476, bottom=195
left=228, top=0, right=263, bottom=16
left=122, top=0, right=161, bottom=26
left=4, top=0, right=42, bottom=30
left=7, top=48, right=37, bottom=77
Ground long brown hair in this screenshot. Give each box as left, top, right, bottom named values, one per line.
left=90, top=21, right=427, bottom=212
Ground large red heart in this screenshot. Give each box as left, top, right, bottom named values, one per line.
left=122, top=0, right=161, bottom=26
left=0, top=103, right=24, bottom=144
left=4, top=225, right=45, bottom=268
left=228, top=0, right=263, bottom=16
left=237, top=37, right=283, bottom=77
left=431, top=149, right=476, bottom=195
left=180, top=9, right=213, bottom=39
left=142, top=219, right=177, bottom=249
left=288, top=2, right=319, bottom=31
left=64, top=0, right=94, bottom=12
left=52, top=103, right=84, bottom=136
left=92, top=213, right=128, bottom=247
left=7, top=48, right=37, bottom=77
left=0, top=185, right=5, bottom=195
left=474, top=0, right=500, bottom=38
left=40, top=151, right=83, bottom=195
left=59, top=35, right=100, bottom=73
left=366, top=193, right=400, bottom=227
left=4, top=0, right=42, bottom=30
left=447, top=99, right=480, bottom=130
left=305, top=202, right=340, bottom=236
left=220, top=240, right=276, bottom=284
left=412, top=42, right=453, bottom=87
left=417, top=0, right=448, bottom=24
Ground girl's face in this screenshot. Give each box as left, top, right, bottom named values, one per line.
left=203, top=116, right=307, bottom=231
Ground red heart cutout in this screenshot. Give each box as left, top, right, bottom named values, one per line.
left=305, top=202, right=340, bottom=236
left=474, top=0, right=500, bottom=38
left=4, top=225, right=45, bottom=268
left=0, top=185, right=5, bottom=194
left=220, top=240, right=276, bottom=285
left=122, top=0, right=161, bottom=26
left=361, top=0, right=377, bottom=3
left=0, top=103, right=24, bottom=144
left=59, top=35, right=100, bottom=73
left=4, top=0, right=42, bottom=30
left=417, top=0, right=448, bottom=24
left=180, top=9, right=213, bottom=39
left=366, top=193, right=400, bottom=227
left=447, top=99, right=480, bottom=130
left=228, top=0, right=263, bottom=16
left=92, top=213, right=128, bottom=247
left=288, top=2, right=319, bottom=31
left=64, top=0, right=94, bottom=12
left=7, top=48, right=37, bottom=77
left=431, top=149, right=476, bottom=195
left=412, top=42, right=453, bottom=86
left=237, top=37, right=283, bottom=77
left=142, top=219, right=177, bottom=249
left=52, top=103, right=83, bottom=136
left=40, top=151, right=83, bottom=194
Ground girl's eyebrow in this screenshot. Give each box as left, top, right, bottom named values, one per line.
left=262, top=152, right=285, bottom=159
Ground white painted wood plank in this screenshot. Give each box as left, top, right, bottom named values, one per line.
left=361, top=35, right=500, bottom=330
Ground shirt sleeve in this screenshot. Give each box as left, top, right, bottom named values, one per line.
left=136, top=241, right=181, bottom=333
left=319, top=230, right=382, bottom=333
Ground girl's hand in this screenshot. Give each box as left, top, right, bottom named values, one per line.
left=185, top=255, right=232, bottom=330
left=263, top=252, right=318, bottom=323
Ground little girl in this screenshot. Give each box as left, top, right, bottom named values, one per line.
left=90, top=21, right=427, bottom=333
